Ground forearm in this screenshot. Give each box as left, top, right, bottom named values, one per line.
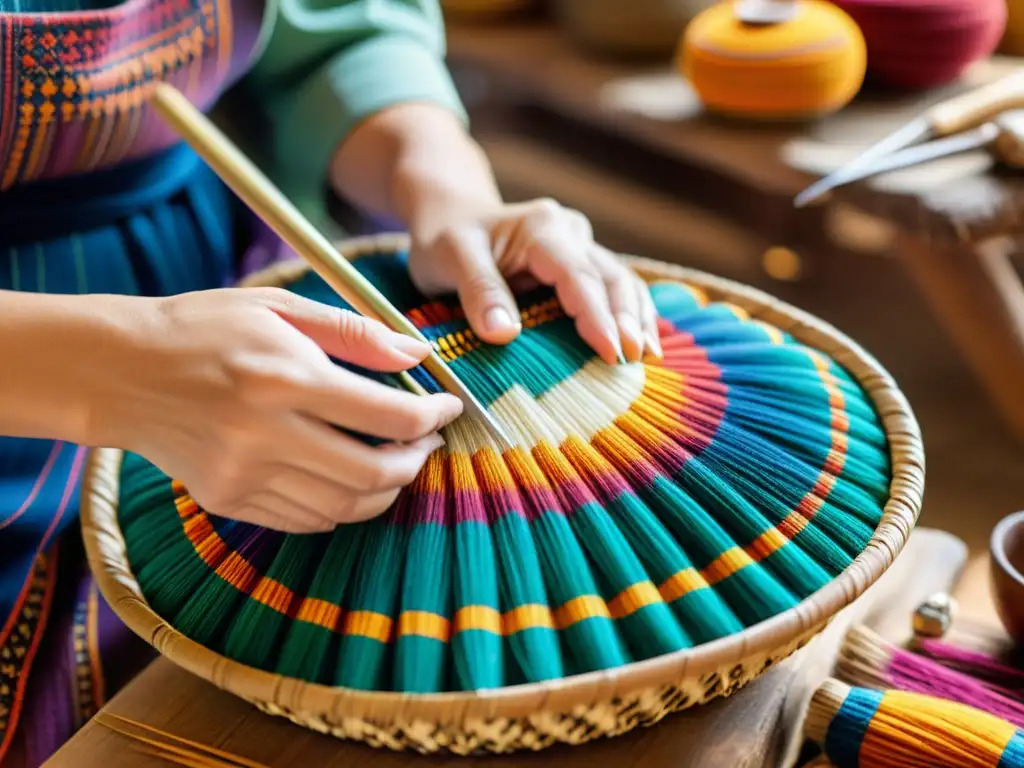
left=0, top=291, right=136, bottom=444
left=330, top=103, right=502, bottom=242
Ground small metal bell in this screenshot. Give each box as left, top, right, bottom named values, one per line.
left=913, top=592, right=958, bottom=639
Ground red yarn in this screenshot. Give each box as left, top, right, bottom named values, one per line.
left=833, top=0, right=1006, bottom=89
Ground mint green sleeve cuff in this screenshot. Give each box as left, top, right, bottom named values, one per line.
left=272, top=32, right=467, bottom=195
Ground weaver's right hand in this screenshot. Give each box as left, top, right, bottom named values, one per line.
left=86, top=287, right=463, bottom=533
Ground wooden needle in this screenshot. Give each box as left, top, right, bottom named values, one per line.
left=148, top=82, right=513, bottom=449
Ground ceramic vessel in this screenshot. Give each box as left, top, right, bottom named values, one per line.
left=555, top=0, right=717, bottom=59
left=832, top=0, right=1007, bottom=89
left=1000, top=0, right=1024, bottom=55
left=990, top=510, right=1024, bottom=643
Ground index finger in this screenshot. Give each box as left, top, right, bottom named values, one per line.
left=524, top=222, right=623, bottom=365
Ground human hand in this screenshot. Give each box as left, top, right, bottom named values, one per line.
left=406, top=198, right=662, bottom=365
left=88, top=288, right=463, bottom=533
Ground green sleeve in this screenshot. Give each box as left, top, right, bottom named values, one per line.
left=245, top=0, right=467, bottom=228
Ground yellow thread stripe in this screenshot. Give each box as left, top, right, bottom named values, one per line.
left=398, top=611, right=451, bottom=642
left=747, top=527, right=790, bottom=562
left=553, top=595, right=611, bottom=629
left=343, top=610, right=392, bottom=643
left=503, top=604, right=556, bottom=634
left=754, top=320, right=786, bottom=345
left=295, top=598, right=342, bottom=631
left=249, top=577, right=295, bottom=615
left=722, top=302, right=750, bottom=321
left=607, top=582, right=663, bottom=619
left=701, top=547, right=755, bottom=586
left=659, top=568, right=710, bottom=602
left=454, top=605, right=502, bottom=635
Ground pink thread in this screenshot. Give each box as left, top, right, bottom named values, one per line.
left=885, top=647, right=1024, bottom=728
left=916, top=638, right=1024, bottom=697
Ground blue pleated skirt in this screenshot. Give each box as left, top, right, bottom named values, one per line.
left=0, top=144, right=243, bottom=720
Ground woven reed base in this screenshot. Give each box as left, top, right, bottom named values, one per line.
left=81, top=234, right=923, bottom=755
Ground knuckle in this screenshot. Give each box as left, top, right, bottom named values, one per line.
left=569, top=209, right=593, bottom=237
left=364, top=453, right=417, bottom=492
left=251, top=286, right=296, bottom=310
left=400, top=407, right=441, bottom=441
left=531, top=197, right=561, bottom=217
left=334, top=308, right=367, bottom=344
left=460, top=272, right=505, bottom=299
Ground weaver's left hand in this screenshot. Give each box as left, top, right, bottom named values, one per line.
left=406, top=198, right=662, bottom=365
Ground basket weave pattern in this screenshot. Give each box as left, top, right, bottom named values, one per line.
left=81, top=234, right=923, bottom=754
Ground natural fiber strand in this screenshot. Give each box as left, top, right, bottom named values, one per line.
left=114, top=250, right=894, bottom=695
left=838, top=625, right=1024, bottom=727
left=807, top=678, right=1024, bottom=768
left=96, top=714, right=269, bottom=768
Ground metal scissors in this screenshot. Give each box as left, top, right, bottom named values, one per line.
left=794, top=71, right=1024, bottom=207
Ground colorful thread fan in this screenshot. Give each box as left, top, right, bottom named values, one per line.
left=82, top=235, right=922, bottom=754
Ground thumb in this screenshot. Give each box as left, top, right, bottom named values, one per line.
left=446, top=230, right=522, bottom=345
left=270, top=294, right=432, bottom=372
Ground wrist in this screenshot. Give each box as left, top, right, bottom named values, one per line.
left=331, top=102, right=502, bottom=241
left=0, top=291, right=157, bottom=446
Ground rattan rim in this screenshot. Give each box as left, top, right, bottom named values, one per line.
left=81, top=233, right=923, bottom=727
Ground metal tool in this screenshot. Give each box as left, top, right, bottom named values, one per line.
left=794, top=70, right=1024, bottom=207
left=791, top=110, right=1024, bottom=194
left=148, top=82, right=515, bottom=449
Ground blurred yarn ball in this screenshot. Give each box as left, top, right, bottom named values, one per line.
left=832, top=0, right=1007, bottom=89
left=679, top=0, right=867, bottom=120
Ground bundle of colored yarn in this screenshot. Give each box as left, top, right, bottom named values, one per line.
left=836, top=625, right=1024, bottom=728
left=914, top=636, right=1024, bottom=695
left=831, top=0, right=1007, bottom=90
left=807, top=679, right=1024, bottom=768
left=82, top=235, right=921, bottom=754
left=679, top=0, right=867, bottom=120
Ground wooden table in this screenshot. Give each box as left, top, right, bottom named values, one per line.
left=443, top=21, right=1024, bottom=440
left=46, top=530, right=978, bottom=768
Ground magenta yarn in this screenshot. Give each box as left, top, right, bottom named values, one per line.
left=883, top=645, right=1024, bottom=727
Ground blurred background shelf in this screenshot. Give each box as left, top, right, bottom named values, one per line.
left=444, top=16, right=1024, bottom=561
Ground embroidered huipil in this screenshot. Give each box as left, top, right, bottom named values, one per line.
left=0, top=1, right=465, bottom=764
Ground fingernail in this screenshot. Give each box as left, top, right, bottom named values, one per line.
left=484, top=306, right=519, bottom=335
left=389, top=333, right=431, bottom=359
left=616, top=313, right=643, bottom=362
left=645, top=331, right=664, bottom=359
left=603, top=320, right=624, bottom=365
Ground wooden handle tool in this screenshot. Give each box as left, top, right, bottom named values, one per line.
left=795, top=70, right=1024, bottom=207
left=791, top=108, right=1024, bottom=197
left=148, top=82, right=514, bottom=449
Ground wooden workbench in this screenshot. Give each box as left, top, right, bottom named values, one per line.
left=442, top=21, right=1024, bottom=440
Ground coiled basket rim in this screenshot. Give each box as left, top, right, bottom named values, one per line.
left=80, top=233, right=923, bottom=750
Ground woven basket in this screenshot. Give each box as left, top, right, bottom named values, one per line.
left=81, top=234, right=923, bottom=755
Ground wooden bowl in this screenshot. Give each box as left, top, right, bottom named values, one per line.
left=555, top=0, right=715, bottom=59
left=81, top=234, right=924, bottom=754
left=990, top=510, right=1024, bottom=643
